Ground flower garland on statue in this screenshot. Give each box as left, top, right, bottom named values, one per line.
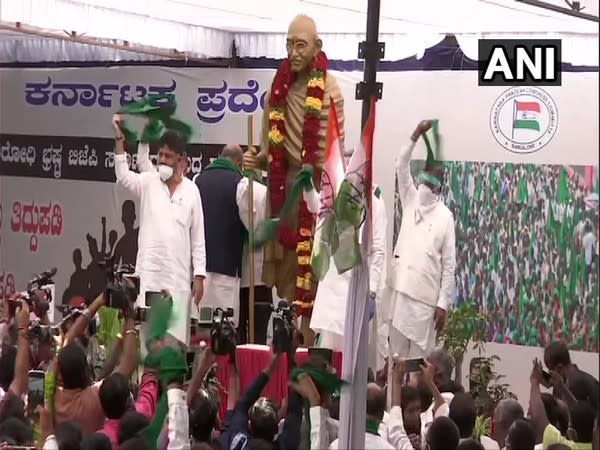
left=267, top=51, right=328, bottom=314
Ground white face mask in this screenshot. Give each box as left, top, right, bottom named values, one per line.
left=418, top=183, right=439, bottom=205
left=158, top=164, right=174, bottom=182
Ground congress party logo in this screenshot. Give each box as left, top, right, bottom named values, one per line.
left=490, top=86, right=558, bottom=154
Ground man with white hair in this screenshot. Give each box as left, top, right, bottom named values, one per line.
left=493, top=399, right=524, bottom=450
left=194, top=144, right=257, bottom=328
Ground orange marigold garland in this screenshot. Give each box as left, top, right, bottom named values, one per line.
left=267, top=52, right=328, bottom=316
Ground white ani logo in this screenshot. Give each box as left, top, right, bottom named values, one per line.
left=490, top=87, right=558, bottom=154
left=483, top=46, right=557, bottom=82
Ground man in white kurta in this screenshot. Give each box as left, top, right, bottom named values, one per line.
left=238, top=173, right=269, bottom=343
left=310, top=185, right=387, bottom=372
left=389, top=120, right=456, bottom=360
left=137, top=143, right=259, bottom=329
left=239, top=178, right=267, bottom=288
left=113, top=121, right=206, bottom=345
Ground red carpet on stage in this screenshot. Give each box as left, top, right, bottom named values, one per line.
left=215, top=345, right=343, bottom=419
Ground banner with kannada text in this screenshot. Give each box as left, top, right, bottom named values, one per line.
left=0, top=66, right=598, bottom=349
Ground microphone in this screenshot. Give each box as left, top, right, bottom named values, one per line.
left=28, top=267, right=57, bottom=288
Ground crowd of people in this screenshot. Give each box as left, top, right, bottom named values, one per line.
left=0, top=291, right=599, bottom=450
left=393, top=161, right=599, bottom=352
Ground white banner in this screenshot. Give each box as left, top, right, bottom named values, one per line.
left=1, top=67, right=598, bottom=164
left=0, top=177, right=137, bottom=308
left=1, top=66, right=598, bottom=338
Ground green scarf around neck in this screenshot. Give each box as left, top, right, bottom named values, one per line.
left=366, top=418, right=381, bottom=436
left=205, top=157, right=256, bottom=246
left=243, top=169, right=265, bottom=184
left=205, top=157, right=243, bottom=175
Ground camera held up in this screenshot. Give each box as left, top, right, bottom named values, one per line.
left=210, top=308, right=236, bottom=356
left=272, top=300, right=296, bottom=354
left=8, top=267, right=57, bottom=318
left=100, top=256, right=140, bottom=311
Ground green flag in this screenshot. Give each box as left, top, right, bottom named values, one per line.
left=557, top=167, right=571, bottom=204
left=118, top=94, right=193, bottom=144
left=547, top=203, right=558, bottom=238
left=492, top=235, right=501, bottom=271
left=529, top=228, right=537, bottom=257
left=139, top=294, right=187, bottom=450
left=475, top=176, right=483, bottom=203
left=518, top=177, right=528, bottom=203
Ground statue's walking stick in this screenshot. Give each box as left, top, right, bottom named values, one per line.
left=247, top=115, right=256, bottom=344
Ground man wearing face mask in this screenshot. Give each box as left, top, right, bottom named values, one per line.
left=112, top=116, right=206, bottom=346
left=389, top=120, right=456, bottom=361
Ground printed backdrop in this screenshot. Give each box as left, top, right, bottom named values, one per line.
left=1, top=66, right=598, bottom=350
left=393, top=161, right=599, bottom=352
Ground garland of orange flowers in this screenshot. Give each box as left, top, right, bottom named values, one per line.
left=267, top=51, right=328, bottom=316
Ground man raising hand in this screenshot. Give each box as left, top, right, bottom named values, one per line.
left=112, top=115, right=206, bottom=346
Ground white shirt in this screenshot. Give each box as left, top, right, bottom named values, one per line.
left=583, top=231, right=596, bottom=265
left=43, top=435, right=59, bottom=450
left=167, top=388, right=190, bottom=450
left=114, top=153, right=206, bottom=298
left=329, top=432, right=395, bottom=450
left=136, top=145, right=263, bottom=323
left=237, top=177, right=267, bottom=288
left=418, top=392, right=453, bottom=445
left=139, top=144, right=265, bottom=289
left=390, top=143, right=455, bottom=350
left=117, top=149, right=206, bottom=343
left=310, top=186, right=387, bottom=337
left=390, top=142, right=455, bottom=310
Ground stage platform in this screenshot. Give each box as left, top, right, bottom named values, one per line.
left=213, top=344, right=343, bottom=417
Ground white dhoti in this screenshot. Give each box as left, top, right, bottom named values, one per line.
left=198, top=272, right=241, bottom=326
left=308, top=185, right=388, bottom=372
left=310, top=269, right=349, bottom=348
left=390, top=290, right=437, bottom=358
left=311, top=269, right=383, bottom=372
left=387, top=290, right=437, bottom=407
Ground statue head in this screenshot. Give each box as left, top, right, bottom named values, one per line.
left=286, top=15, right=322, bottom=75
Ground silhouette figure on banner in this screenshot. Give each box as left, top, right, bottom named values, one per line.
left=63, top=200, right=139, bottom=305
left=85, top=232, right=106, bottom=301
left=112, top=200, right=139, bottom=267
left=62, top=249, right=89, bottom=302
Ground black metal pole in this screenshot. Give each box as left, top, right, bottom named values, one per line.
left=515, top=0, right=599, bottom=22
left=337, top=3, right=384, bottom=448
left=356, top=0, right=384, bottom=128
